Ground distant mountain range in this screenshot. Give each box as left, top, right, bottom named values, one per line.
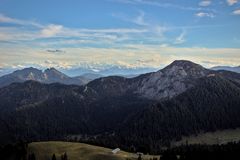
left=0, top=67, right=99, bottom=88
left=60, top=66, right=157, bottom=77
left=211, top=66, right=240, bottom=73
left=0, top=66, right=156, bottom=88
left=0, top=60, right=240, bottom=153
left=1, top=64, right=240, bottom=83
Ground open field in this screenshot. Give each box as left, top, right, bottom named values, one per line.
left=173, top=128, right=240, bottom=146
left=25, top=129, right=240, bottom=159
left=28, top=141, right=159, bottom=160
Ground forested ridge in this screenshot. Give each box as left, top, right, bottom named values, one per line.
left=0, top=61, right=240, bottom=154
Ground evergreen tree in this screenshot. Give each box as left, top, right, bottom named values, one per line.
left=28, top=153, right=36, bottom=160
left=137, top=154, right=142, bottom=160
left=52, top=153, right=57, bottom=160
left=61, top=152, right=68, bottom=160
left=63, top=152, right=68, bottom=160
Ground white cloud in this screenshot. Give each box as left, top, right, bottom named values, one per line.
left=43, top=60, right=73, bottom=69
left=0, top=13, right=148, bottom=42
left=152, top=25, right=168, bottom=37
left=227, top=0, right=238, bottom=6
left=41, top=24, right=63, bottom=37
left=0, top=27, right=39, bottom=41
left=1, top=43, right=240, bottom=69
left=233, top=9, right=240, bottom=15
left=0, top=25, right=146, bottom=43
left=199, top=1, right=211, bottom=7
left=0, top=13, right=167, bottom=45
left=0, top=12, right=219, bottom=49
left=112, top=11, right=149, bottom=26
left=1, top=13, right=238, bottom=69
left=195, top=12, right=215, bottom=18
left=174, top=31, right=186, bottom=44
left=74, top=28, right=147, bottom=33
left=159, top=43, right=169, bottom=47
left=0, top=14, right=20, bottom=23
left=0, top=13, right=42, bottom=27
left=112, top=11, right=168, bottom=40
left=112, top=0, right=212, bottom=11
left=132, top=11, right=148, bottom=26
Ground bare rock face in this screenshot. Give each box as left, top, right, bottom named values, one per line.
left=135, top=60, right=210, bottom=100
left=44, top=68, right=70, bottom=82
left=84, top=60, right=211, bottom=101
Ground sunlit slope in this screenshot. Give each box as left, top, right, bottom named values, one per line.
left=173, top=128, right=240, bottom=146
left=28, top=141, right=159, bottom=160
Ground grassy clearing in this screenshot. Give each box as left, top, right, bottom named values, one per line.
left=172, top=128, right=240, bottom=146
left=28, top=141, right=159, bottom=160
left=28, top=129, right=240, bottom=159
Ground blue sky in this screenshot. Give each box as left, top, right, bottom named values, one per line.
left=0, top=0, right=240, bottom=70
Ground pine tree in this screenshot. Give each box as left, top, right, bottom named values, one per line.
left=63, top=152, right=68, bottom=160
left=61, top=152, right=68, bottom=160
left=137, top=154, right=142, bottom=160
left=52, top=153, right=57, bottom=160
left=28, top=153, right=36, bottom=160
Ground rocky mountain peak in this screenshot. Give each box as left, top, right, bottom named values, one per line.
left=168, top=60, right=201, bottom=67
left=44, top=67, right=60, bottom=73
left=164, top=60, right=204, bottom=71
left=11, top=67, right=43, bottom=81
left=161, top=60, right=208, bottom=78
left=13, top=67, right=42, bottom=74
left=44, top=67, right=69, bottom=80
left=134, top=60, right=211, bottom=100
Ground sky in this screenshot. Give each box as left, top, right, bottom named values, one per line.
left=0, top=0, right=240, bottom=71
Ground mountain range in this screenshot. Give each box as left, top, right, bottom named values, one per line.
left=0, top=67, right=148, bottom=88
left=1, top=64, right=240, bottom=89
left=211, top=66, right=240, bottom=73
left=0, top=60, right=240, bottom=153
left=0, top=67, right=90, bottom=88
left=60, top=66, right=157, bottom=77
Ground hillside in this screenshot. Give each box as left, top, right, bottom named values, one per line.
left=172, top=128, right=240, bottom=146
left=28, top=141, right=159, bottom=160
left=99, top=75, right=240, bottom=153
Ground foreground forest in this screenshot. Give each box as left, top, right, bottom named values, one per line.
left=1, top=61, right=240, bottom=154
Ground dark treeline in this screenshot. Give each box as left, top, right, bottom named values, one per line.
left=1, top=141, right=240, bottom=160
left=160, top=142, right=240, bottom=160
left=0, top=142, right=69, bottom=160
left=0, top=141, right=28, bottom=160
left=73, top=77, right=240, bottom=154
left=0, top=76, right=240, bottom=154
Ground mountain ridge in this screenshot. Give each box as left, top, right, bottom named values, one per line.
left=1, top=60, right=240, bottom=153
left=211, top=65, right=240, bottom=73
left=0, top=67, right=88, bottom=88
